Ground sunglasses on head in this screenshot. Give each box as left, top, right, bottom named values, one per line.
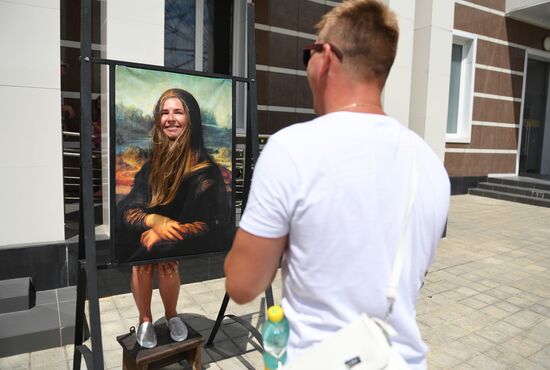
left=302, top=43, right=344, bottom=67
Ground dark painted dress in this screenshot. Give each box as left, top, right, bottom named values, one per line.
left=116, top=160, right=231, bottom=263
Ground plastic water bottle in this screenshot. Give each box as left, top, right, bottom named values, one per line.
left=262, top=305, right=289, bottom=369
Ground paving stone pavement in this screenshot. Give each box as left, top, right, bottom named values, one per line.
left=419, top=195, right=550, bottom=370
left=1, top=194, right=549, bottom=369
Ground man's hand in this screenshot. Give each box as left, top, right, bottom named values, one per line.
left=140, top=229, right=163, bottom=251
left=144, top=214, right=185, bottom=241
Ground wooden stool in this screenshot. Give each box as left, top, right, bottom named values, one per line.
left=117, top=319, right=204, bottom=370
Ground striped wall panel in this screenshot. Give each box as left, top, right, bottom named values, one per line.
left=445, top=0, right=549, bottom=176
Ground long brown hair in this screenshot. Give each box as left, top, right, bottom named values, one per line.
left=148, top=89, right=211, bottom=207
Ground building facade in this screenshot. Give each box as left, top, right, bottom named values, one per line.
left=0, top=0, right=549, bottom=290
left=446, top=0, right=550, bottom=192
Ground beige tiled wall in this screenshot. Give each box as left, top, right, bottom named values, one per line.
left=444, top=0, right=550, bottom=177
left=0, top=0, right=65, bottom=247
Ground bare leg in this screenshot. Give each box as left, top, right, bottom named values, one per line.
left=158, top=261, right=181, bottom=319
left=131, top=264, right=154, bottom=323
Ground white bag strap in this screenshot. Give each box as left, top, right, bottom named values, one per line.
left=385, top=137, right=418, bottom=319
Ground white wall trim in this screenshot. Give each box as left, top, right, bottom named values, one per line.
left=60, top=39, right=102, bottom=51
left=474, top=92, right=522, bottom=102
left=487, top=172, right=517, bottom=177
left=445, top=148, right=518, bottom=154
left=255, top=23, right=316, bottom=40
left=476, top=33, right=526, bottom=50
left=306, top=0, right=339, bottom=7
left=472, top=121, right=519, bottom=128
left=296, top=107, right=315, bottom=114
left=1, top=83, right=57, bottom=91
left=476, top=63, right=524, bottom=76
left=455, top=0, right=505, bottom=16
left=61, top=91, right=101, bottom=99
left=256, top=64, right=307, bottom=76
left=258, top=105, right=315, bottom=114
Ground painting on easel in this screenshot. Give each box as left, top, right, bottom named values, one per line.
left=113, top=65, right=234, bottom=264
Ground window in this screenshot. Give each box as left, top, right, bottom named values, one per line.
left=165, top=0, right=247, bottom=133
left=165, top=0, right=197, bottom=70
left=164, top=0, right=233, bottom=75
left=446, top=31, right=476, bottom=143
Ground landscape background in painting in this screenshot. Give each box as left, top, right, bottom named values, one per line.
left=115, top=65, right=233, bottom=200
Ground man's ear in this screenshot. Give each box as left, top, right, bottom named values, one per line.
left=318, top=43, right=332, bottom=75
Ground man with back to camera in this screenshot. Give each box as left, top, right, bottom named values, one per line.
left=224, top=0, right=450, bottom=368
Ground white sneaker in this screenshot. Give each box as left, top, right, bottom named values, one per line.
left=136, top=321, right=157, bottom=348
left=167, top=316, right=188, bottom=342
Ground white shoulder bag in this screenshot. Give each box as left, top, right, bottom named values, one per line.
left=282, top=142, right=418, bottom=370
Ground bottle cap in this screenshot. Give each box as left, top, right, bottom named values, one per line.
left=267, top=305, right=284, bottom=323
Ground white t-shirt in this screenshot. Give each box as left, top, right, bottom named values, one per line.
left=239, top=112, right=450, bottom=369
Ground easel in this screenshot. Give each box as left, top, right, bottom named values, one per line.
left=71, top=1, right=268, bottom=368
left=206, top=2, right=275, bottom=348
left=72, top=0, right=105, bottom=368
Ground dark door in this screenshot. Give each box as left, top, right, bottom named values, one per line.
left=520, top=59, right=550, bottom=175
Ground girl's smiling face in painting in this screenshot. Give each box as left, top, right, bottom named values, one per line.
left=160, top=97, right=188, bottom=141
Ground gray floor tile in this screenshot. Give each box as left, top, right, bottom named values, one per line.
left=0, top=353, right=30, bottom=369
left=6, top=195, right=550, bottom=370
left=526, top=346, right=550, bottom=368
left=30, top=347, right=67, bottom=368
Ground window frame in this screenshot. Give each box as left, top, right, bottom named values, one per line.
left=232, top=0, right=247, bottom=135
left=446, top=30, right=477, bottom=144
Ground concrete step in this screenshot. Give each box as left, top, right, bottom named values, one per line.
left=0, top=287, right=77, bottom=357
left=0, top=278, right=36, bottom=314
left=469, top=188, right=550, bottom=208
left=487, top=176, right=550, bottom=192
left=477, top=182, right=550, bottom=200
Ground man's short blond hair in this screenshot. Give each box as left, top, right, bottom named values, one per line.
left=316, top=0, right=399, bottom=85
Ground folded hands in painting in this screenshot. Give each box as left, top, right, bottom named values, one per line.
left=140, top=229, right=164, bottom=250
left=141, top=214, right=186, bottom=250
left=145, top=214, right=186, bottom=240
left=140, top=215, right=210, bottom=251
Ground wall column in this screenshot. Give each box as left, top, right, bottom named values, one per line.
left=0, top=0, right=65, bottom=247
left=408, top=0, right=455, bottom=160
left=382, top=0, right=416, bottom=128
left=99, top=0, right=165, bottom=233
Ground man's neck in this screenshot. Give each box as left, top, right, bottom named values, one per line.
left=322, top=80, right=384, bottom=115
left=331, top=102, right=385, bottom=114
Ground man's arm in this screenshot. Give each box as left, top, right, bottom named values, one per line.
left=224, top=228, right=287, bottom=304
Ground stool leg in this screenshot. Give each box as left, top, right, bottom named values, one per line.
left=183, top=347, right=202, bottom=370
left=193, top=347, right=202, bottom=370
left=122, top=351, right=140, bottom=370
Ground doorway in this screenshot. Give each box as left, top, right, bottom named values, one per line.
left=519, top=58, right=550, bottom=177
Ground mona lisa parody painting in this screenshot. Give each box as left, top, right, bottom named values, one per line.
left=113, top=65, right=233, bottom=264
